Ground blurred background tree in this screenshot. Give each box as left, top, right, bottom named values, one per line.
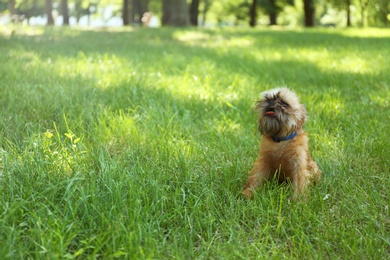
left=60, top=0, right=69, bottom=25
left=0, top=0, right=388, bottom=27
left=257, top=0, right=295, bottom=26
left=162, top=0, right=189, bottom=26
left=327, top=0, right=353, bottom=27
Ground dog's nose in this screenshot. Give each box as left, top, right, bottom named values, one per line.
left=268, top=100, right=275, bottom=106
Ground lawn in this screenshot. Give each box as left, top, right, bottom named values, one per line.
left=0, top=25, right=389, bottom=259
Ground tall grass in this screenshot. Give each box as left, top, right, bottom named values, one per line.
left=0, top=26, right=389, bottom=259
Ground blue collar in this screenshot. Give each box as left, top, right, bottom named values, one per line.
left=272, top=132, right=298, bottom=142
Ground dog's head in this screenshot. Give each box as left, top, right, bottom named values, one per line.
left=255, top=88, right=307, bottom=138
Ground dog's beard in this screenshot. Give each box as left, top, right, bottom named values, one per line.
left=259, top=112, right=298, bottom=137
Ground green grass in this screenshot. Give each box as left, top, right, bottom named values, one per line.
left=0, top=25, right=389, bottom=259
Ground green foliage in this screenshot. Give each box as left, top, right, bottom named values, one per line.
left=0, top=26, right=389, bottom=258
left=258, top=0, right=293, bottom=14
left=207, top=0, right=250, bottom=24
left=15, top=0, right=45, bottom=18
left=367, top=0, right=390, bottom=26
left=0, top=1, right=7, bottom=13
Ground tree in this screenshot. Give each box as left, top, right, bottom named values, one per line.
left=130, top=0, right=149, bottom=25
left=123, top=0, right=130, bottom=25
left=369, top=0, right=389, bottom=26
left=8, top=0, right=17, bottom=16
left=162, top=0, right=189, bottom=26
left=259, top=0, right=279, bottom=25
left=200, top=0, right=212, bottom=26
left=303, top=0, right=315, bottom=27
left=14, top=0, right=45, bottom=24
left=72, top=0, right=86, bottom=24
left=257, top=0, right=294, bottom=26
left=249, top=0, right=258, bottom=27
left=45, top=0, right=54, bottom=25
left=359, top=0, right=369, bottom=26
left=61, top=0, right=69, bottom=25
left=346, top=0, right=351, bottom=26
left=229, top=1, right=251, bottom=25
left=328, top=0, right=353, bottom=27
left=345, top=0, right=352, bottom=27
left=190, top=0, right=200, bottom=26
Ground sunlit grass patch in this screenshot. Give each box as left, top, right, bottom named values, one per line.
left=54, top=53, right=133, bottom=89
left=338, top=28, right=390, bottom=38
left=174, top=30, right=254, bottom=48
left=3, top=124, right=87, bottom=179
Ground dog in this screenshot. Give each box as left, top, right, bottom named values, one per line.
left=242, top=88, right=321, bottom=199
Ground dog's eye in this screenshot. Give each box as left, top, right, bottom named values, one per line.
left=280, top=101, right=289, bottom=107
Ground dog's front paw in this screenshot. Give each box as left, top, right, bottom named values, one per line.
left=242, top=188, right=254, bottom=199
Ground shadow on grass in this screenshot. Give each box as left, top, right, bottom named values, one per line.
left=4, top=27, right=390, bottom=77
left=1, top=26, right=389, bottom=171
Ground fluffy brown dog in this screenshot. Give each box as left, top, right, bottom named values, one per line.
left=242, top=88, right=321, bottom=199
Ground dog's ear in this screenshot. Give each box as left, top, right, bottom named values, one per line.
left=297, top=104, right=307, bottom=127
left=254, top=99, right=266, bottom=114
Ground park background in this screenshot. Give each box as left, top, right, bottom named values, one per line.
left=1, top=0, right=389, bottom=28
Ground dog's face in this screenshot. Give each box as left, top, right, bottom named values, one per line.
left=256, top=88, right=307, bottom=138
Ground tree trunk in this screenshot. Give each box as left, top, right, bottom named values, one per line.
left=123, top=0, right=130, bottom=25
left=138, top=0, right=149, bottom=26
left=8, top=0, right=17, bottom=16
left=61, top=0, right=69, bottom=25
left=249, top=0, right=257, bottom=27
left=130, top=0, right=138, bottom=23
left=162, top=0, right=189, bottom=26
left=268, top=0, right=277, bottom=25
left=269, top=12, right=277, bottom=25
left=75, top=0, right=81, bottom=24
left=190, top=0, right=200, bottom=26
left=346, top=0, right=351, bottom=27
left=130, top=0, right=149, bottom=25
left=303, top=0, right=315, bottom=27
left=201, top=0, right=211, bottom=26
left=380, top=2, right=388, bottom=26
left=46, top=0, right=54, bottom=25
left=360, top=0, right=367, bottom=27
